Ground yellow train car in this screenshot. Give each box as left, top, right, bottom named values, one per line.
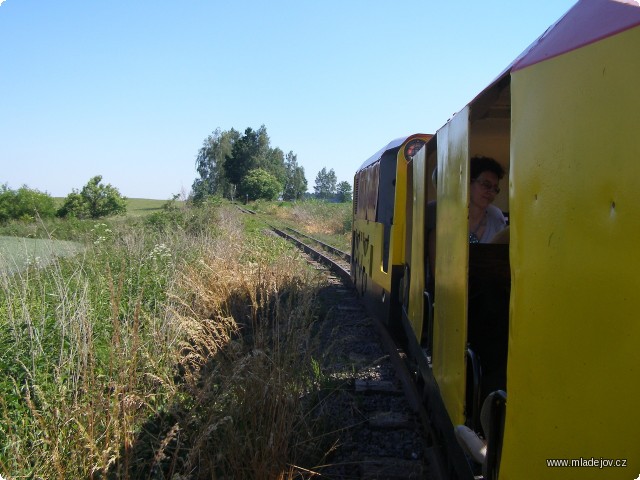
left=351, top=133, right=431, bottom=332
left=353, top=1, right=640, bottom=478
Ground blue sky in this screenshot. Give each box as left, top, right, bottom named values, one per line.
left=1, top=0, right=577, bottom=200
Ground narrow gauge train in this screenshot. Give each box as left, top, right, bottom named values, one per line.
left=351, top=1, right=640, bottom=479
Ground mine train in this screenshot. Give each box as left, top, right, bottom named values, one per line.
left=350, top=1, right=640, bottom=479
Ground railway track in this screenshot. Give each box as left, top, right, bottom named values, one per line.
left=282, top=226, right=351, bottom=263
left=259, top=216, right=445, bottom=479
left=270, top=226, right=352, bottom=284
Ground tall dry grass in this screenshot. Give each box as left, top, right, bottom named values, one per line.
left=252, top=200, right=352, bottom=251
left=158, top=207, right=329, bottom=479
left=0, top=204, right=332, bottom=479
left=0, top=217, right=196, bottom=478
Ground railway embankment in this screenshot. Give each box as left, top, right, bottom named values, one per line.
left=1, top=201, right=433, bottom=479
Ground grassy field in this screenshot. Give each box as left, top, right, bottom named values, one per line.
left=0, top=235, right=83, bottom=273
left=51, top=197, right=182, bottom=216
left=0, top=197, right=350, bottom=274
left=125, top=197, right=183, bottom=216
left=0, top=200, right=347, bottom=479
left=0, top=198, right=167, bottom=274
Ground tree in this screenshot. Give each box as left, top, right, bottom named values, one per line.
left=192, top=125, right=296, bottom=202
left=192, top=128, right=240, bottom=202
left=313, top=167, right=337, bottom=200
left=336, top=181, right=353, bottom=203
left=223, top=125, right=286, bottom=190
left=224, top=126, right=266, bottom=186
left=57, top=191, right=88, bottom=219
left=0, top=184, right=57, bottom=222
left=282, top=151, right=308, bottom=201
left=239, top=168, right=282, bottom=201
left=58, top=175, right=127, bottom=219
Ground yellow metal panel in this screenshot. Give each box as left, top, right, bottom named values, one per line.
left=433, top=107, right=470, bottom=426
left=391, top=135, right=432, bottom=271
left=391, top=147, right=408, bottom=266
left=353, top=218, right=390, bottom=290
left=408, top=147, right=426, bottom=339
left=502, top=26, right=640, bottom=479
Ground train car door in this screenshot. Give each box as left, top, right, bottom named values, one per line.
left=501, top=5, right=640, bottom=477
left=432, top=106, right=471, bottom=427
left=404, top=137, right=437, bottom=350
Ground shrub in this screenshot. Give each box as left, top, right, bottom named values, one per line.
left=239, top=168, right=282, bottom=201
left=0, top=184, right=57, bottom=222
left=56, top=191, right=88, bottom=219
left=58, top=175, right=127, bottom=219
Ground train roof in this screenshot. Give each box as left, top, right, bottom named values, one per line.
left=358, top=2, right=640, bottom=174
left=357, top=135, right=420, bottom=172
left=474, top=0, right=640, bottom=101
left=448, top=0, right=640, bottom=127
left=509, top=0, right=640, bottom=72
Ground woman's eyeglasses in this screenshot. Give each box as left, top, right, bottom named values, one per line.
left=473, top=179, right=500, bottom=194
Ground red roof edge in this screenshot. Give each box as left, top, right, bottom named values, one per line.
left=512, top=0, right=640, bottom=72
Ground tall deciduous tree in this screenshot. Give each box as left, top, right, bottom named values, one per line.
left=260, top=146, right=287, bottom=188
left=223, top=127, right=264, bottom=186
left=224, top=125, right=286, bottom=187
left=192, top=125, right=295, bottom=202
left=282, top=151, right=307, bottom=201
left=313, top=167, right=337, bottom=200
left=336, top=181, right=353, bottom=203
left=192, top=128, right=240, bottom=201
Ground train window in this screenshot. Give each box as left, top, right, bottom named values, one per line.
left=469, top=78, right=510, bottom=218
left=404, top=138, right=426, bottom=161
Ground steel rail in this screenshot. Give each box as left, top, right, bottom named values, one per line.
left=270, top=226, right=352, bottom=284
left=235, top=205, right=256, bottom=215
left=283, top=226, right=351, bottom=263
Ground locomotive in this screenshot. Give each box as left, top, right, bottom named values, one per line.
left=351, top=1, right=640, bottom=478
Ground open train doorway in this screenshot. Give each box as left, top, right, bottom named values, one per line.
left=461, top=79, right=512, bottom=447
left=423, top=74, right=512, bottom=437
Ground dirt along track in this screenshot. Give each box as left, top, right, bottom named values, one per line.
left=270, top=224, right=443, bottom=479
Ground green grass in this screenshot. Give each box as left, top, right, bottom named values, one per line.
left=0, top=197, right=187, bottom=273
left=0, top=204, right=332, bottom=479
left=51, top=197, right=184, bottom=217
left=125, top=197, right=183, bottom=216
left=0, top=235, right=83, bottom=273
left=249, top=199, right=353, bottom=251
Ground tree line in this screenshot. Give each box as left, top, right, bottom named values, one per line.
left=2, top=124, right=352, bottom=224
left=0, top=176, right=126, bottom=222
left=191, top=125, right=351, bottom=203
left=313, top=167, right=352, bottom=203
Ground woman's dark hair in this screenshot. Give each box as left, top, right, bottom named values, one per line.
left=470, top=155, right=505, bottom=180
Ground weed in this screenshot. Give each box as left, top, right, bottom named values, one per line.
left=0, top=203, right=339, bottom=479
left=251, top=199, right=352, bottom=251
